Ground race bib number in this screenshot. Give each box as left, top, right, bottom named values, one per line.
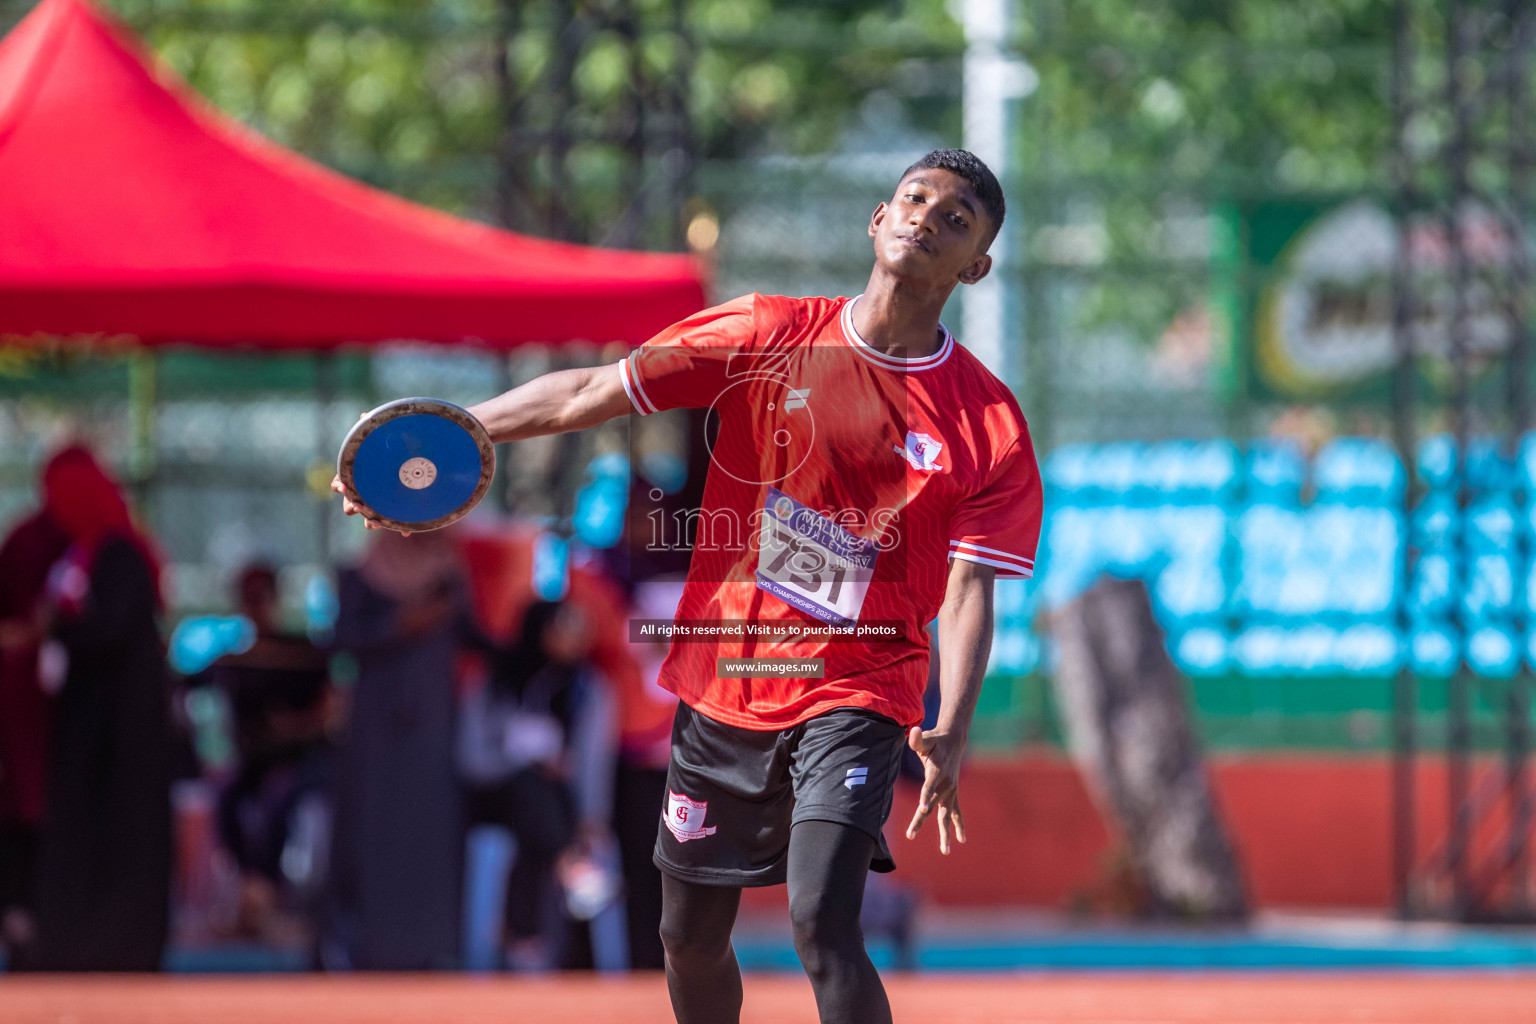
left=755, top=487, right=877, bottom=627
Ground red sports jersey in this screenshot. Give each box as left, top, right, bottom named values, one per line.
left=618, top=293, right=1042, bottom=730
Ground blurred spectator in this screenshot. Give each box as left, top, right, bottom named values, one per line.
left=325, top=529, right=479, bottom=970
left=457, top=599, right=617, bottom=970
left=191, top=563, right=334, bottom=937
left=29, top=446, right=174, bottom=971
left=0, top=464, right=71, bottom=969
left=861, top=620, right=943, bottom=972
left=610, top=579, right=684, bottom=970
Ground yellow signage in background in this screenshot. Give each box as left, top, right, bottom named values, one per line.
left=1234, top=199, right=1518, bottom=403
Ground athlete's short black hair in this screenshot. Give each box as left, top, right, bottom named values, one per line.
left=900, top=148, right=1006, bottom=245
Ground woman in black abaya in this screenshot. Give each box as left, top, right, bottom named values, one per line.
left=29, top=447, right=174, bottom=972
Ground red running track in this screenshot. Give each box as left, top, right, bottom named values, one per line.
left=2, top=973, right=1535, bottom=1024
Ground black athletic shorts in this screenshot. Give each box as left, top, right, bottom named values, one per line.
left=652, top=701, right=907, bottom=887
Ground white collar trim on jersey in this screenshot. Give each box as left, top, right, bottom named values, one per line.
left=840, top=295, right=955, bottom=370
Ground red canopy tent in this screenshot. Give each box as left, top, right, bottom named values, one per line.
left=0, top=0, right=706, bottom=348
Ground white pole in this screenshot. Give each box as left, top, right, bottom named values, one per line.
left=958, top=0, right=1036, bottom=389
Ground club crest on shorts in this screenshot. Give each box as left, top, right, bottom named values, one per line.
left=665, top=790, right=717, bottom=842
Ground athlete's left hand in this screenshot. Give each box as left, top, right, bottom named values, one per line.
left=904, top=726, right=967, bottom=855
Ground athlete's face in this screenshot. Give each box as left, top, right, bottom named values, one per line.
left=868, top=168, right=994, bottom=289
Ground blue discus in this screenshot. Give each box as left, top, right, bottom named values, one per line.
left=337, top=398, right=495, bottom=532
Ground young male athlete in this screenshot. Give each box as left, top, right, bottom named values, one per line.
left=336, top=148, right=1041, bottom=1023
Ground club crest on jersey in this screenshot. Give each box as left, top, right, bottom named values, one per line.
left=665, top=790, right=717, bottom=842
left=895, top=431, right=944, bottom=471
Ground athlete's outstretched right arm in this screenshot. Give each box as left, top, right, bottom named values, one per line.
left=332, top=362, right=635, bottom=528
left=467, top=361, right=635, bottom=443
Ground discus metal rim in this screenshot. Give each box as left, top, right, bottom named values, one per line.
left=337, top=397, right=495, bottom=533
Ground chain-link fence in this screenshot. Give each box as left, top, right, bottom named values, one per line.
left=11, top=0, right=1533, bottom=757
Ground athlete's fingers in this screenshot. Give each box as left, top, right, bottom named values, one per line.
left=919, top=760, right=943, bottom=813
left=907, top=725, right=931, bottom=755
left=332, top=477, right=368, bottom=522
left=335, top=414, right=381, bottom=520
left=906, top=786, right=935, bottom=839
left=951, top=797, right=967, bottom=845
left=332, top=475, right=395, bottom=534
left=331, top=476, right=356, bottom=511
left=908, top=760, right=941, bottom=839
left=936, top=804, right=952, bottom=855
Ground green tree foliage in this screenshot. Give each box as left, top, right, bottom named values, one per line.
left=1016, top=0, right=1396, bottom=348
left=13, top=0, right=964, bottom=233
left=0, top=0, right=1437, bottom=348
left=1020, top=0, right=1393, bottom=194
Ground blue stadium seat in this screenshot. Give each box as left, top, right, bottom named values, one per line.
left=1469, top=625, right=1519, bottom=678
left=1029, top=435, right=1531, bottom=683
left=1235, top=506, right=1398, bottom=617
left=1231, top=625, right=1339, bottom=676
left=169, top=615, right=256, bottom=675
left=573, top=475, right=627, bottom=548
left=639, top=450, right=688, bottom=495
left=1042, top=443, right=1096, bottom=497
left=1411, top=623, right=1461, bottom=677
left=1314, top=437, right=1405, bottom=503
left=1520, top=433, right=1536, bottom=495
left=1408, top=553, right=1461, bottom=618
left=1230, top=626, right=1291, bottom=676
left=1335, top=624, right=1402, bottom=676
left=1145, top=440, right=1238, bottom=497
left=1095, top=506, right=1160, bottom=572
left=1416, top=552, right=1465, bottom=618
left=987, top=625, right=1040, bottom=675
left=1173, top=627, right=1228, bottom=675
left=1522, top=500, right=1536, bottom=542
left=1466, top=438, right=1516, bottom=493
left=1419, top=435, right=1516, bottom=493
left=1467, top=554, right=1515, bottom=621
left=1412, top=493, right=1460, bottom=551
left=1246, top=438, right=1306, bottom=505
left=1096, top=442, right=1146, bottom=496
left=1517, top=555, right=1536, bottom=620
left=1419, top=434, right=1457, bottom=491
left=1462, top=553, right=1515, bottom=622
left=531, top=531, right=570, bottom=600
left=1235, top=505, right=1306, bottom=615
left=1154, top=559, right=1225, bottom=621
left=1312, top=507, right=1401, bottom=615
left=993, top=578, right=1036, bottom=621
